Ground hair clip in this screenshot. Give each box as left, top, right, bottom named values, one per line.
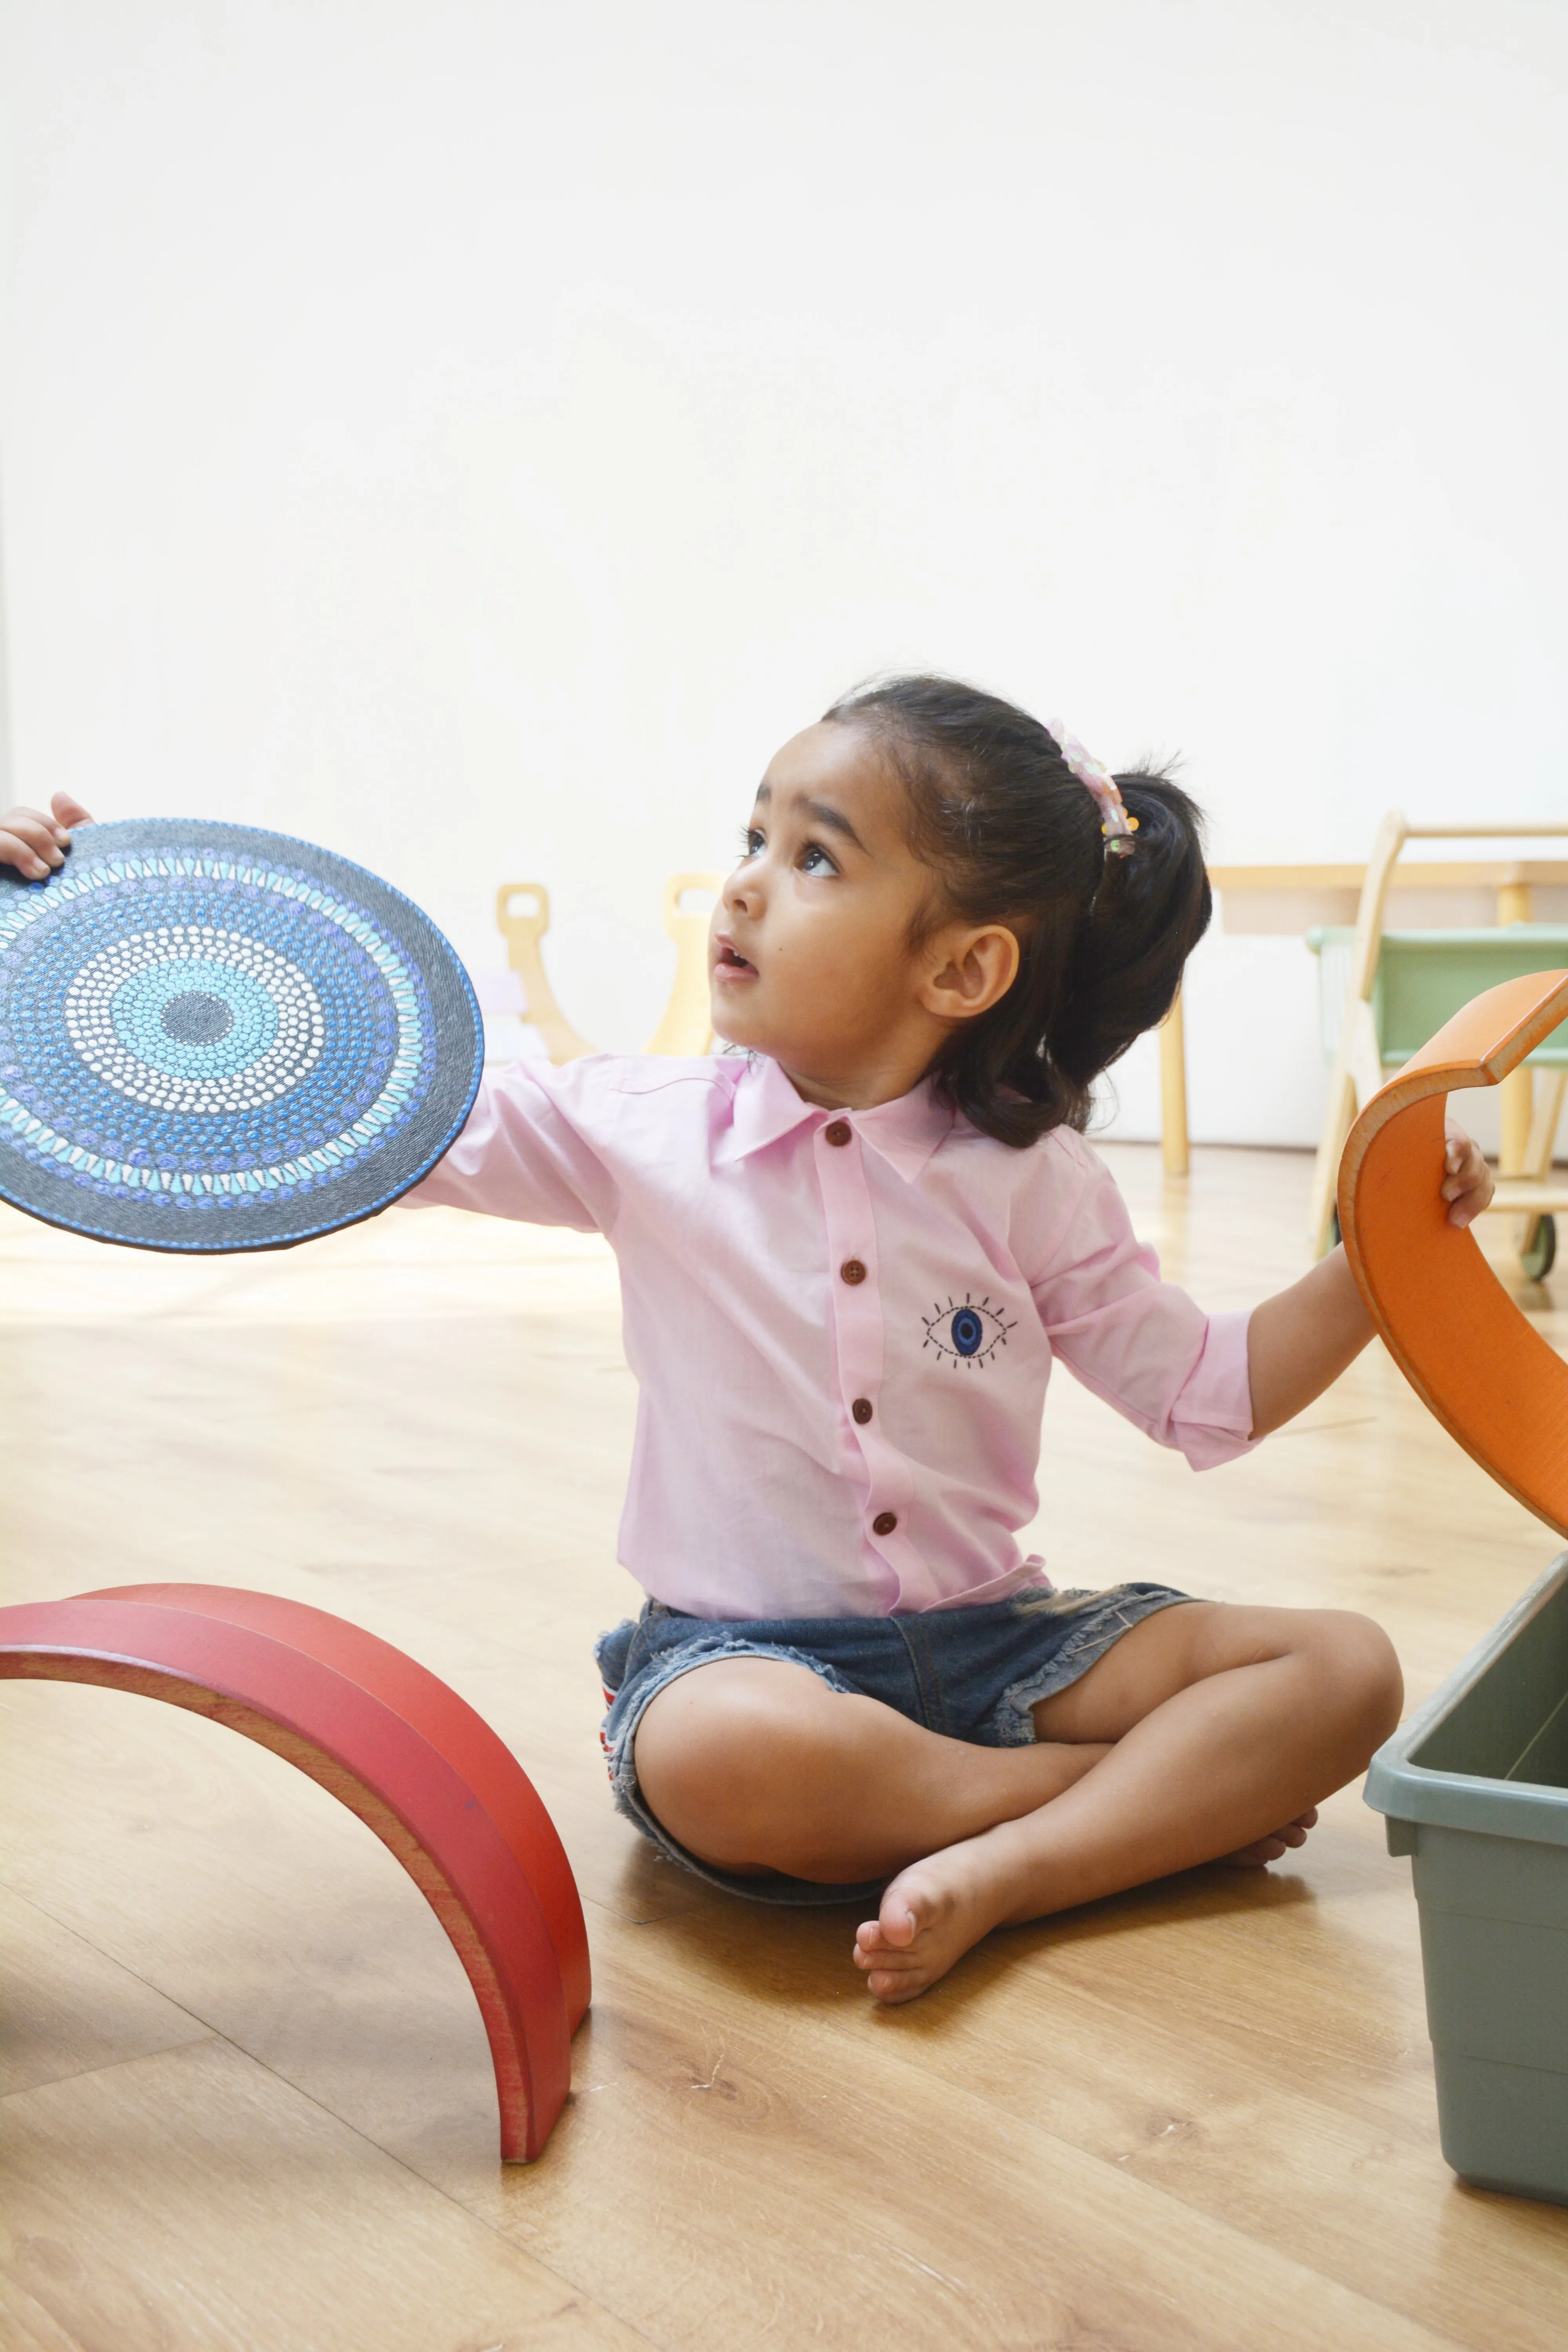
left=1047, top=720, right=1139, bottom=856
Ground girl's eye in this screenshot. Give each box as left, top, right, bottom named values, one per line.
left=921, top=1294, right=1016, bottom=1369
left=740, top=828, right=764, bottom=858
left=800, top=842, right=838, bottom=876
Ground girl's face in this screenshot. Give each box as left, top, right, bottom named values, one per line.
left=709, top=721, right=1018, bottom=1106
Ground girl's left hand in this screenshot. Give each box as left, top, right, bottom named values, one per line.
left=1441, top=1121, right=1494, bottom=1229
left=0, top=792, right=92, bottom=879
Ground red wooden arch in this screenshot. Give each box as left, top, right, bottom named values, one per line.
left=1338, top=967, right=1568, bottom=1537
left=0, top=1583, right=589, bottom=2161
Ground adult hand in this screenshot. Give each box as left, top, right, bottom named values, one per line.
left=0, top=793, right=93, bottom=879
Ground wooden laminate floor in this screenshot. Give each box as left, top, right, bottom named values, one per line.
left=2, top=1145, right=1566, bottom=2350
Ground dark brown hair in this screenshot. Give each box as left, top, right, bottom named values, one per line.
left=823, top=675, right=1211, bottom=1147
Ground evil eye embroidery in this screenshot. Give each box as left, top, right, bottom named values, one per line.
left=921, top=1292, right=1016, bottom=1370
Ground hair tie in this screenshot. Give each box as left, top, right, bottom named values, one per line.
left=1047, top=720, right=1139, bottom=857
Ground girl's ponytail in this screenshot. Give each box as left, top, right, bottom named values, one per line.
left=1046, top=771, right=1211, bottom=1105
left=822, top=677, right=1211, bottom=1148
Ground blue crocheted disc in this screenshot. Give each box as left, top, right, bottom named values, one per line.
left=0, top=818, right=483, bottom=1252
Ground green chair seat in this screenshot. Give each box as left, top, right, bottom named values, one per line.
left=1308, top=926, right=1568, bottom=1069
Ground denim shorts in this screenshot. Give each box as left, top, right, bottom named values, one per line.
left=595, top=1580, right=1193, bottom=1906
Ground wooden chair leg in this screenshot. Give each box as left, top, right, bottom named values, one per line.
left=1526, top=1069, right=1568, bottom=1181
left=1310, top=811, right=1409, bottom=1254
left=1499, top=1065, right=1535, bottom=1178
left=1309, top=1055, right=1359, bottom=1255
left=0, top=1584, right=590, bottom=2161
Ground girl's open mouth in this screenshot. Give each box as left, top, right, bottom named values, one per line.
left=715, top=937, right=758, bottom=981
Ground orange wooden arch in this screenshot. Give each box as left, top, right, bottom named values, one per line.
left=1337, top=968, right=1568, bottom=1538
left=0, top=1583, right=590, bottom=2160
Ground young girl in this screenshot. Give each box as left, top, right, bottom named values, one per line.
left=0, top=684, right=1491, bottom=2004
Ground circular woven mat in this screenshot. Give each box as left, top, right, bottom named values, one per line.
left=0, top=817, right=483, bottom=1252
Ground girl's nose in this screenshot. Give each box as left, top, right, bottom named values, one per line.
left=722, top=866, right=757, bottom=917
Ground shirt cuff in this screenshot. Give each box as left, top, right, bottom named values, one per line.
left=1172, top=1308, right=1258, bottom=1469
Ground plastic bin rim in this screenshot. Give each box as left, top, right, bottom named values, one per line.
left=1364, top=1550, right=1568, bottom=1849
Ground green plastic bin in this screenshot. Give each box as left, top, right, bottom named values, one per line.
left=1365, top=1550, right=1568, bottom=2203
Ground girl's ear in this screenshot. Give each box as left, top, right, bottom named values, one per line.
left=919, top=924, right=1020, bottom=1024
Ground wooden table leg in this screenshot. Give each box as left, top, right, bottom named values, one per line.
left=1160, top=989, right=1189, bottom=1176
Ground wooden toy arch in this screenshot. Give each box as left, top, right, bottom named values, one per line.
left=0, top=1583, right=590, bottom=2161
left=1338, top=967, right=1568, bottom=1537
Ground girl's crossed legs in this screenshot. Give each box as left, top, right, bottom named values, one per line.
left=633, top=1601, right=1403, bottom=2002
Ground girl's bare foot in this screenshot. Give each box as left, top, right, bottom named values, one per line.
left=1220, top=1806, right=1317, bottom=1867
left=852, top=1840, right=1013, bottom=2004
left=852, top=1804, right=1324, bottom=2004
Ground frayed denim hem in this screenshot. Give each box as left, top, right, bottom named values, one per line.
left=987, top=1584, right=1198, bottom=1746
left=597, top=1623, right=883, bottom=1907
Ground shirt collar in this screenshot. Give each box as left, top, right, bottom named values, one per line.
left=721, top=1054, right=955, bottom=1183
left=720, top=1053, right=819, bottom=1162
left=853, top=1080, right=958, bottom=1181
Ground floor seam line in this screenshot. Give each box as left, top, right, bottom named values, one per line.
left=1, top=2032, right=221, bottom=2103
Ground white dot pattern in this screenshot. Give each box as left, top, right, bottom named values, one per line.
left=64, top=927, right=325, bottom=1115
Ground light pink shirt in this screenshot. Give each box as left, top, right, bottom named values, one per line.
left=414, top=1052, right=1255, bottom=1621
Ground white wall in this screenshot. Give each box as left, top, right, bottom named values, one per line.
left=2, top=0, right=1565, bottom=1141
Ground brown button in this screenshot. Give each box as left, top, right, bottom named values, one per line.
left=872, top=1511, right=898, bottom=1537
left=852, top=1397, right=873, bottom=1425
left=840, top=1258, right=867, bottom=1285
left=824, top=1119, right=852, bottom=1147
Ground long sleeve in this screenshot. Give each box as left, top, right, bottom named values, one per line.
left=408, top=1057, right=623, bottom=1234
left=1025, top=1135, right=1256, bottom=1470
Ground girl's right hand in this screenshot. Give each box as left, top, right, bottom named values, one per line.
left=0, top=793, right=93, bottom=879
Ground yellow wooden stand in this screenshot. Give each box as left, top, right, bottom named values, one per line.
left=644, top=875, right=724, bottom=1057
left=495, top=874, right=724, bottom=1063
left=493, top=885, right=597, bottom=1063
